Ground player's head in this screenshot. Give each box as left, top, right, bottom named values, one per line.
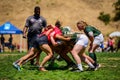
left=34, top=6, right=40, bottom=16
left=77, top=21, right=87, bottom=30
left=55, top=20, right=61, bottom=28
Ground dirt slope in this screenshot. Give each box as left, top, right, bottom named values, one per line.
left=0, top=0, right=119, bottom=44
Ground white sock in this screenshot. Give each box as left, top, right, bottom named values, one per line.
left=88, top=62, right=95, bottom=68
left=77, top=64, right=83, bottom=71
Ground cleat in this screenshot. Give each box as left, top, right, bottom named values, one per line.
left=13, top=62, right=22, bottom=71
left=94, top=64, right=101, bottom=71
left=64, top=63, right=77, bottom=70
left=17, top=65, right=21, bottom=71
left=86, top=67, right=95, bottom=71
left=86, top=64, right=101, bottom=71
left=68, top=65, right=78, bottom=70
left=72, top=69, right=83, bottom=72
left=70, top=67, right=83, bottom=72
left=13, top=62, right=18, bottom=68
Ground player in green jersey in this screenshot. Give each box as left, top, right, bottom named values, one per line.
left=76, top=21, right=104, bottom=70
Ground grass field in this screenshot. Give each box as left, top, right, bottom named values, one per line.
left=0, top=51, right=120, bottom=80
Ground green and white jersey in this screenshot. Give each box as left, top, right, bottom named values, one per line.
left=84, top=26, right=101, bottom=37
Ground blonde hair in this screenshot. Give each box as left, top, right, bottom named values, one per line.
left=77, top=21, right=88, bottom=27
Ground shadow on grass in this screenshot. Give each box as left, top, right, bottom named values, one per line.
left=22, top=63, right=69, bottom=71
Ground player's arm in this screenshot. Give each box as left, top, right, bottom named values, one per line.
left=88, top=31, right=94, bottom=51
left=50, top=36, right=58, bottom=46
left=23, top=17, right=30, bottom=38
left=23, top=26, right=28, bottom=38
left=55, top=34, right=71, bottom=41
left=41, top=17, right=47, bottom=32
left=88, top=31, right=94, bottom=45
left=45, top=28, right=54, bottom=36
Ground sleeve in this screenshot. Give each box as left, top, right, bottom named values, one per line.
left=85, top=28, right=92, bottom=33
left=42, top=17, right=47, bottom=28
left=24, top=16, right=31, bottom=28
left=88, top=31, right=94, bottom=37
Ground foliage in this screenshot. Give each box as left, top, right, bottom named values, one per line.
left=113, top=0, right=120, bottom=21
left=36, top=0, right=41, bottom=4
left=98, top=12, right=111, bottom=25
left=98, top=0, right=120, bottom=23
left=0, top=52, right=120, bottom=80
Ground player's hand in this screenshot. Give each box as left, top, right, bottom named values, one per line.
left=66, top=37, right=71, bottom=41
left=23, top=34, right=27, bottom=38
left=71, top=33, right=77, bottom=40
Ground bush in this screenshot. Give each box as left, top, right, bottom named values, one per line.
left=113, top=0, right=120, bottom=21
left=98, top=12, right=111, bottom=25
left=36, top=0, right=41, bottom=4
left=113, top=11, right=120, bottom=21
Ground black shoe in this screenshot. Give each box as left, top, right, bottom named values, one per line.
left=56, top=56, right=63, bottom=61
left=68, top=64, right=78, bottom=70
left=64, top=63, right=77, bottom=70
left=86, top=64, right=101, bottom=71
left=94, top=64, right=101, bottom=71
left=93, top=62, right=100, bottom=70
left=30, top=60, right=34, bottom=65
left=71, top=68, right=83, bottom=72
left=86, top=67, right=95, bottom=71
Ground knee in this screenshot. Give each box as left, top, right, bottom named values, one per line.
left=71, top=50, right=75, bottom=55
left=49, top=53, right=53, bottom=58
left=82, top=57, right=86, bottom=62
left=90, top=48, right=94, bottom=53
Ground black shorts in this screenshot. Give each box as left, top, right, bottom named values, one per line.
left=32, top=35, right=48, bottom=49
left=27, top=35, right=37, bottom=49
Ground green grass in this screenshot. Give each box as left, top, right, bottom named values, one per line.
left=0, top=51, right=120, bottom=80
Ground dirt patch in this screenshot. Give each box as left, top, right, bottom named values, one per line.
left=0, top=0, right=118, bottom=44
left=0, top=53, right=22, bottom=56
left=108, top=57, right=120, bottom=60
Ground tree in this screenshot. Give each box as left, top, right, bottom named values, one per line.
left=98, top=12, right=111, bottom=25
left=113, top=0, right=120, bottom=21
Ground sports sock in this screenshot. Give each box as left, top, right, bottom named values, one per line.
left=88, top=62, right=95, bottom=68
left=93, top=53, right=97, bottom=62
left=77, top=64, right=83, bottom=71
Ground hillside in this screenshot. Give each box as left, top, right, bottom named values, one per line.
left=0, top=0, right=119, bottom=44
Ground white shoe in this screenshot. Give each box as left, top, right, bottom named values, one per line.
left=13, top=62, right=21, bottom=71
left=13, top=62, right=17, bottom=68
left=73, top=69, right=83, bottom=72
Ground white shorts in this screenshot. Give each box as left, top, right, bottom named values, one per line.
left=75, top=34, right=89, bottom=47
left=93, top=34, right=104, bottom=46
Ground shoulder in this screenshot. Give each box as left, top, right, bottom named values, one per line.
left=85, top=26, right=92, bottom=31
left=26, top=15, right=34, bottom=20
left=86, top=25, right=93, bottom=29
left=40, top=16, right=46, bottom=20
